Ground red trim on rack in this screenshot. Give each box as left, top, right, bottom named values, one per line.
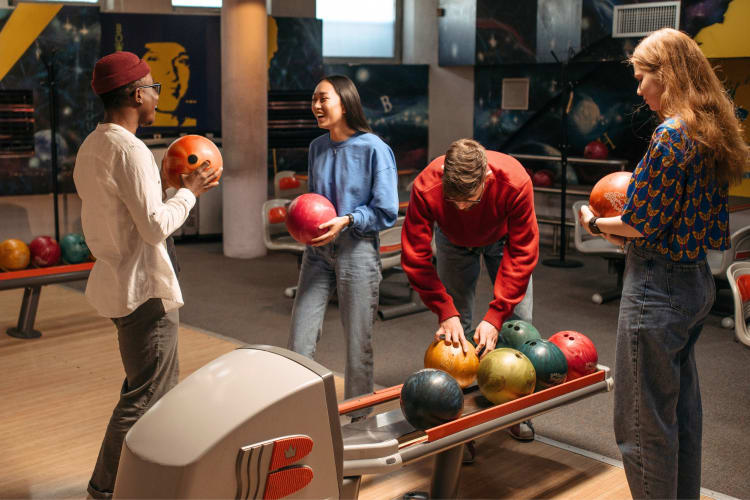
left=0, top=262, right=93, bottom=281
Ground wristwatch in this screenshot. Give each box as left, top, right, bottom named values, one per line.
left=346, top=213, right=354, bottom=227
left=588, top=216, right=602, bottom=235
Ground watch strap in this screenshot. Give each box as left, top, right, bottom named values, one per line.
left=589, top=216, right=602, bottom=234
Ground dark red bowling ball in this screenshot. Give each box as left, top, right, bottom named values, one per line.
left=588, top=171, right=632, bottom=217
left=162, top=135, right=223, bottom=189
left=532, top=169, right=554, bottom=187
left=548, top=330, right=598, bottom=380
left=584, top=140, right=609, bottom=160
left=400, top=368, right=464, bottom=430
left=285, top=194, right=337, bottom=245
left=29, top=236, right=61, bottom=267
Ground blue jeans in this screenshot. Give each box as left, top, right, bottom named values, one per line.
left=614, top=244, right=714, bottom=499
left=288, top=229, right=381, bottom=410
left=434, top=227, right=533, bottom=335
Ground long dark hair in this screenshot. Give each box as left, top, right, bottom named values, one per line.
left=321, top=75, right=372, bottom=134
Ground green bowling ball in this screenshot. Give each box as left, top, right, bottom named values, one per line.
left=499, top=320, right=541, bottom=350
left=518, top=339, right=568, bottom=391
left=60, top=233, right=90, bottom=264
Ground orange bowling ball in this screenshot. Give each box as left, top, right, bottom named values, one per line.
left=0, top=238, right=31, bottom=271
left=162, top=135, right=222, bottom=189
left=588, top=171, right=632, bottom=217
left=424, top=338, right=480, bottom=388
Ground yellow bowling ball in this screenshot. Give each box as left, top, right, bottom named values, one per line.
left=476, top=347, right=536, bottom=405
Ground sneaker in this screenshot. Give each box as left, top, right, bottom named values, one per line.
left=507, top=421, right=535, bottom=442
left=462, top=440, right=476, bottom=464
left=349, top=414, right=367, bottom=424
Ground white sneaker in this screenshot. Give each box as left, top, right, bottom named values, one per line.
left=507, top=421, right=535, bottom=441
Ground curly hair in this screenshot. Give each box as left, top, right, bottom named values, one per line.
left=442, top=139, right=487, bottom=200
left=630, top=28, right=748, bottom=185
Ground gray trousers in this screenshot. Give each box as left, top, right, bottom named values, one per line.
left=87, top=298, right=179, bottom=498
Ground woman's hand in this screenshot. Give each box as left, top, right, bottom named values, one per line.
left=310, top=216, right=349, bottom=246
left=578, top=204, right=597, bottom=236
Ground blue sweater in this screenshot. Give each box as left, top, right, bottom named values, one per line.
left=308, top=131, right=398, bottom=234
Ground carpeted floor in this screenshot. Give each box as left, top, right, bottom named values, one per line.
left=69, top=241, right=750, bottom=498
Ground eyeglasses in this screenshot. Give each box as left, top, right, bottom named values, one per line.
left=133, top=83, right=161, bottom=95
left=445, top=181, right=486, bottom=207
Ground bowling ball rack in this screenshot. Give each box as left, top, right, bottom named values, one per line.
left=0, top=262, right=93, bottom=338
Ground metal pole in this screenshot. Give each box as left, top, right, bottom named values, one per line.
left=44, top=53, right=61, bottom=242
left=543, top=53, right=581, bottom=268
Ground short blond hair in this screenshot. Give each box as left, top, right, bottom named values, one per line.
left=443, top=139, right=487, bottom=199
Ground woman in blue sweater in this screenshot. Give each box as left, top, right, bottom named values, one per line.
left=288, top=75, right=398, bottom=418
left=579, top=29, right=748, bottom=498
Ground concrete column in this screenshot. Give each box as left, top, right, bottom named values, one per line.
left=406, top=0, right=475, bottom=159
left=221, top=0, right=268, bottom=258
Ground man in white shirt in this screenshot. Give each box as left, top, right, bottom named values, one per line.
left=74, top=51, right=220, bottom=499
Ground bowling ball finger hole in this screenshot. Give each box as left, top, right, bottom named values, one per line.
left=187, top=154, right=198, bottom=164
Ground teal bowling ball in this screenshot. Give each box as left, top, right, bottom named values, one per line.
left=499, top=320, right=541, bottom=350
left=60, top=233, right=90, bottom=264
left=518, top=339, right=568, bottom=391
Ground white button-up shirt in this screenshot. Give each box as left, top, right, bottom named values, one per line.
left=73, top=123, right=196, bottom=318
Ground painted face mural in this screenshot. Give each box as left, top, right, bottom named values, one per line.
left=143, top=42, right=196, bottom=127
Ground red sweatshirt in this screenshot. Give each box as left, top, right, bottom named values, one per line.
left=401, top=151, right=539, bottom=329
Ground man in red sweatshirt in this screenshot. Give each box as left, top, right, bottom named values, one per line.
left=401, top=138, right=538, bottom=442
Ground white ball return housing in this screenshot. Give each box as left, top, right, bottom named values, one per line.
left=114, top=345, right=613, bottom=499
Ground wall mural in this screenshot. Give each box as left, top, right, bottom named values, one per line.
left=474, top=0, right=750, bottom=198
left=475, top=61, right=654, bottom=185
left=325, top=64, right=429, bottom=175
left=269, top=17, right=324, bottom=91
left=100, top=13, right=222, bottom=138
left=0, top=5, right=100, bottom=196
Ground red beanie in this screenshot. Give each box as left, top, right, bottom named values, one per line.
left=91, top=51, right=151, bottom=95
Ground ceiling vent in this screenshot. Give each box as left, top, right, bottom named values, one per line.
left=612, top=1, right=680, bottom=38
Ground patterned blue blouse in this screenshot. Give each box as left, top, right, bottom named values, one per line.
left=621, top=117, right=730, bottom=262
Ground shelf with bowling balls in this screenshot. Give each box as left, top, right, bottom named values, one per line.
left=0, top=233, right=94, bottom=284
left=340, top=323, right=610, bottom=445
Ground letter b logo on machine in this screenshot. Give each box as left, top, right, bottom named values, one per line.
left=235, top=434, right=314, bottom=499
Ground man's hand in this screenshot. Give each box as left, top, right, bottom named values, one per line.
left=310, top=216, right=349, bottom=246
left=435, top=316, right=470, bottom=353
left=473, top=320, right=499, bottom=358
left=182, top=161, right=221, bottom=197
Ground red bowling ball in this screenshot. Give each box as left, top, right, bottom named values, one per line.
left=548, top=330, right=598, bottom=380
left=584, top=140, right=609, bottom=160
left=588, top=171, right=632, bottom=217
left=29, top=236, right=61, bottom=267
left=285, top=193, right=337, bottom=245
left=162, top=135, right=223, bottom=189
left=532, top=169, right=554, bottom=187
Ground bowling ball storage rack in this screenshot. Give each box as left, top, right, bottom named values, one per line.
left=510, top=153, right=628, bottom=265
left=0, top=262, right=93, bottom=338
